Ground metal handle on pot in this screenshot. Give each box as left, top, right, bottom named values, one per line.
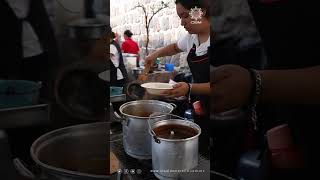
left=147, top=118, right=161, bottom=144
left=169, top=103, right=177, bottom=110
left=110, top=103, right=125, bottom=122
left=13, top=158, right=35, bottom=179
left=114, top=111, right=123, bottom=120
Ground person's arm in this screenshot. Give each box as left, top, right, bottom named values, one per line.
left=164, top=82, right=210, bottom=98
left=141, top=43, right=182, bottom=76
left=259, top=66, right=320, bottom=104
left=109, top=44, right=117, bottom=60
left=211, top=65, right=320, bottom=113
left=190, top=83, right=211, bottom=95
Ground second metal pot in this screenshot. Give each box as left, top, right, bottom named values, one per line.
left=150, top=119, right=201, bottom=179
left=118, top=100, right=176, bottom=159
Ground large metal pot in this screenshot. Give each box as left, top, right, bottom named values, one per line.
left=67, top=18, right=107, bottom=40
left=150, top=119, right=201, bottom=179
left=117, top=100, right=176, bottom=159
left=14, top=122, right=109, bottom=180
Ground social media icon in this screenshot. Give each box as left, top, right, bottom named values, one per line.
left=136, top=169, right=142, bottom=174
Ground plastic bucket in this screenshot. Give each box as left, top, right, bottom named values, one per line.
left=165, top=63, right=174, bottom=72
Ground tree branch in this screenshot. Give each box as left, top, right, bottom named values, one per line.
left=132, top=1, right=170, bottom=55
left=147, top=2, right=169, bottom=28
left=133, top=3, right=147, bottom=18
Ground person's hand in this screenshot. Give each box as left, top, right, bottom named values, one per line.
left=144, top=54, right=156, bottom=68
left=164, top=82, right=189, bottom=98
left=211, top=65, right=252, bottom=113
left=138, top=54, right=157, bottom=81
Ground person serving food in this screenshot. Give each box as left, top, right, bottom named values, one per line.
left=139, top=0, right=211, bottom=115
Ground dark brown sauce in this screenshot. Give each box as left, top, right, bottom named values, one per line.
left=134, top=111, right=153, bottom=117
left=153, top=124, right=198, bottom=139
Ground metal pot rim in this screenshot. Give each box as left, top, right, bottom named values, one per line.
left=119, top=100, right=174, bottom=119
left=150, top=119, right=201, bottom=142
left=30, top=122, right=109, bottom=179
left=66, top=18, right=107, bottom=28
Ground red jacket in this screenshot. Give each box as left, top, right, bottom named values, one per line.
left=121, top=38, right=139, bottom=54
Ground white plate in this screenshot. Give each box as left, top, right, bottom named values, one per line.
left=141, top=82, right=173, bottom=96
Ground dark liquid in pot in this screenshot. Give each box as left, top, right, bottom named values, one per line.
left=153, top=124, right=198, bottom=139
left=134, top=111, right=153, bottom=117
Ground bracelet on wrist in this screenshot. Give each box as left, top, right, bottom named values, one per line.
left=247, top=68, right=262, bottom=131
left=186, top=83, right=192, bottom=103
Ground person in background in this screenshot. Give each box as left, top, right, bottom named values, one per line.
left=111, top=31, right=128, bottom=88
left=110, top=30, right=128, bottom=115
left=113, top=32, right=120, bottom=46
left=0, top=0, right=59, bottom=99
left=121, top=30, right=140, bottom=55
left=121, top=30, right=140, bottom=67
left=0, top=0, right=58, bottom=165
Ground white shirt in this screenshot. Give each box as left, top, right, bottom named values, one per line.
left=177, top=34, right=210, bottom=56
left=6, top=0, right=43, bottom=58
left=110, top=44, right=124, bottom=80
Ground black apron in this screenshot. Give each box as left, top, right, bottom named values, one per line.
left=186, top=44, right=210, bottom=156
left=186, top=44, right=210, bottom=113
left=110, top=40, right=128, bottom=87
